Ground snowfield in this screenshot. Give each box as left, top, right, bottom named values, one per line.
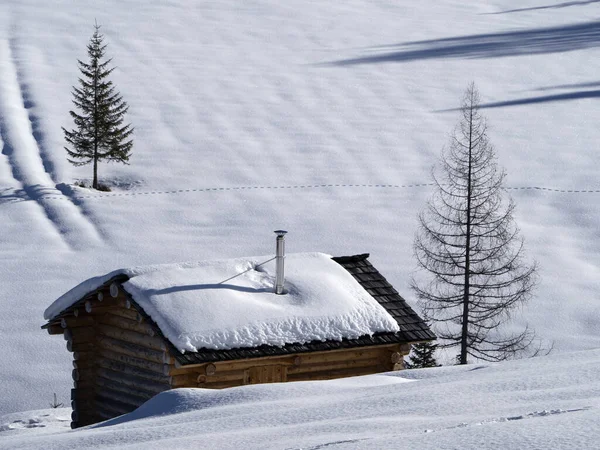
left=1, top=0, right=600, bottom=447
left=1, top=349, right=599, bottom=449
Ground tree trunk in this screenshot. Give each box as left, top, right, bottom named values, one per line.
left=460, top=104, right=474, bottom=365
left=93, top=154, right=98, bottom=189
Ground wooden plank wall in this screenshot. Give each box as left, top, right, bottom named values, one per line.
left=177, top=344, right=410, bottom=389
left=47, top=282, right=412, bottom=427
left=48, top=283, right=177, bottom=428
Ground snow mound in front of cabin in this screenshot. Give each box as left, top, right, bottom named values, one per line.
left=45, top=253, right=399, bottom=352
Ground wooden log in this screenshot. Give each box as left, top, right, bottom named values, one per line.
left=71, top=407, right=96, bottom=425
left=95, top=394, right=137, bottom=416
left=96, top=335, right=173, bottom=365
left=199, top=380, right=245, bottom=389
left=84, top=306, right=114, bottom=316
left=174, top=346, right=398, bottom=373
left=98, top=314, right=156, bottom=337
left=96, top=367, right=170, bottom=394
left=287, top=365, right=383, bottom=382
left=110, top=282, right=120, bottom=298
left=95, top=407, right=116, bottom=421
left=72, top=394, right=98, bottom=411
left=96, top=385, right=149, bottom=408
left=197, top=370, right=245, bottom=384
left=97, top=291, right=104, bottom=302
left=95, top=386, right=147, bottom=410
left=73, top=351, right=93, bottom=361
left=71, top=388, right=95, bottom=402
left=72, top=397, right=94, bottom=411
left=46, top=324, right=64, bottom=335
left=95, top=375, right=160, bottom=400
left=245, top=365, right=287, bottom=384
left=73, top=379, right=95, bottom=390
left=99, top=349, right=171, bottom=375
left=90, top=294, right=123, bottom=306
left=106, top=307, right=143, bottom=322
left=67, top=341, right=95, bottom=353
left=61, top=316, right=94, bottom=329
left=293, top=348, right=390, bottom=366
left=287, top=357, right=383, bottom=375
left=96, top=324, right=167, bottom=352
left=173, top=357, right=292, bottom=375
left=205, top=364, right=216, bottom=376
left=73, top=359, right=95, bottom=370
left=183, top=356, right=292, bottom=373
left=72, top=368, right=96, bottom=382
left=115, top=294, right=132, bottom=305
left=170, top=364, right=204, bottom=376
left=96, top=357, right=171, bottom=384
left=170, top=373, right=199, bottom=388
left=64, top=327, right=95, bottom=342
left=64, top=328, right=73, bottom=342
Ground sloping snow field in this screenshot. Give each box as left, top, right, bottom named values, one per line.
left=2, top=349, right=599, bottom=449
left=0, top=0, right=599, bottom=447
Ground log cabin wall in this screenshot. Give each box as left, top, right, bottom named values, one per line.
left=47, top=283, right=178, bottom=428
left=46, top=281, right=412, bottom=428
left=170, top=343, right=410, bottom=390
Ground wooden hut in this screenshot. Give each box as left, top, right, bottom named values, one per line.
left=42, top=252, right=434, bottom=428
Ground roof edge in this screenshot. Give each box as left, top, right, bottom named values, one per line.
left=331, top=253, right=370, bottom=263
left=43, top=273, right=131, bottom=322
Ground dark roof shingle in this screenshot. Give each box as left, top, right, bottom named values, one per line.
left=172, top=253, right=435, bottom=365
left=44, top=254, right=435, bottom=366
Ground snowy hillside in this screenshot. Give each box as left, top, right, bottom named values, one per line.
left=0, top=0, right=599, bottom=444
left=2, top=349, right=599, bottom=449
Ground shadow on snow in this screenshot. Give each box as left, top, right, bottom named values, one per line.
left=438, top=89, right=600, bottom=111
left=486, top=1, right=600, bottom=15
left=327, top=21, right=600, bottom=66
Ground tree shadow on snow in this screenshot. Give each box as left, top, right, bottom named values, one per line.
left=438, top=89, right=600, bottom=111
left=486, top=1, right=600, bottom=15
left=0, top=188, right=29, bottom=204
left=326, top=21, right=600, bottom=66
left=533, top=81, right=600, bottom=91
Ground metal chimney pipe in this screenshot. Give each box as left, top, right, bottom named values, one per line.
left=274, top=230, right=287, bottom=294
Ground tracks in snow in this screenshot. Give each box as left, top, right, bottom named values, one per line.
left=0, top=38, right=102, bottom=250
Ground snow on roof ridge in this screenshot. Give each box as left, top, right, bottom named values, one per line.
left=44, top=252, right=332, bottom=321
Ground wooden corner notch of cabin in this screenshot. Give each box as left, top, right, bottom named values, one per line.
left=42, top=278, right=180, bottom=428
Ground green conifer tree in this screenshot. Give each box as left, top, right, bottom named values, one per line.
left=63, top=22, right=133, bottom=190
left=405, top=341, right=440, bottom=369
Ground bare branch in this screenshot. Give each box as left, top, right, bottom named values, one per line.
left=412, top=83, right=539, bottom=364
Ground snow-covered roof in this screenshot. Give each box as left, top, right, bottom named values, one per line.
left=44, top=253, right=400, bottom=353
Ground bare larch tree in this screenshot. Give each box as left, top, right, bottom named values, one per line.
left=412, top=83, right=538, bottom=364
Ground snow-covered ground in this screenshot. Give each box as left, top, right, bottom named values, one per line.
left=1, top=0, right=599, bottom=447
left=2, top=349, right=599, bottom=449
